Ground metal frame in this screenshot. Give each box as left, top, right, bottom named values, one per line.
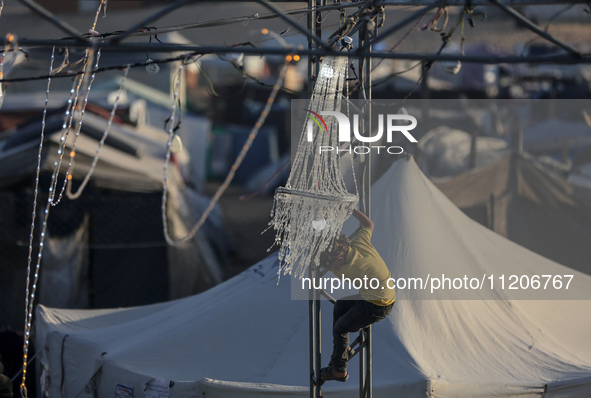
left=6, top=1, right=591, bottom=397
left=3, top=0, right=589, bottom=67
left=307, top=1, right=377, bottom=396
left=3, top=41, right=589, bottom=65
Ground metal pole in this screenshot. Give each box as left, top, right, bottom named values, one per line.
left=469, top=128, right=477, bottom=170
left=111, top=0, right=194, bottom=42
left=489, top=194, right=495, bottom=232
left=315, top=285, right=322, bottom=398
left=1, top=39, right=588, bottom=65
left=309, top=266, right=316, bottom=398
left=359, top=328, right=366, bottom=397
left=487, top=0, right=581, bottom=58
left=357, top=3, right=440, bottom=52
left=307, top=0, right=316, bottom=393
left=365, top=15, right=373, bottom=223
left=313, top=4, right=325, bottom=397
left=357, top=6, right=374, bottom=397
left=17, top=0, right=86, bottom=40
left=258, top=0, right=332, bottom=52
left=308, top=0, right=317, bottom=89
left=364, top=15, right=373, bottom=398
left=357, top=11, right=368, bottom=398
left=307, top=1, right=323, bottom=396
left=365, top=326, right=372, bottom=398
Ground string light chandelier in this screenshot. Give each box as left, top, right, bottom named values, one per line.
left=270, top=54, right=358, bottom=280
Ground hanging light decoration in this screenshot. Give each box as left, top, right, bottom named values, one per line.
left=0, top=32, right=18, bottom=110
left=270, top=55, right=358, bottom=280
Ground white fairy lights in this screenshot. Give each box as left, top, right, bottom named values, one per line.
left=21, top=3, right=108, bottom=394
left=21, top=47, right=101, bottom=398
left=50, top=49, right=102, bottom=206
left=91, top=0, right=108, bottom=35
left=48, top=60, right=88, bottom=205
left=21, top=46, right=55, bottom=398
left=47, top=1, right=106, bottom=205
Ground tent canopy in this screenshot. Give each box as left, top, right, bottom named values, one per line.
left=36, top=157, right=591, bottom=397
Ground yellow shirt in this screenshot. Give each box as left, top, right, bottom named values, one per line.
left=335, top=227, right=396, bottom=306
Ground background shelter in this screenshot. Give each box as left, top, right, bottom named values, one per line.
left=0, top=105, right=224, bottom=331
left=436, top=152, right=591, bottom=275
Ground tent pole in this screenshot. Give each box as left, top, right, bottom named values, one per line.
left=489, top=194, right=495, bottom=232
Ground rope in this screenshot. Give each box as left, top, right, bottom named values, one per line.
left=161, top=61, right=290, bottom=246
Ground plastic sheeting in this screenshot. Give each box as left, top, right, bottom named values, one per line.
left=36, top=157, right=591, bottom=397
left=38, top=216, right=89, bottom=309
left=418, top=126, right=510, bottom=178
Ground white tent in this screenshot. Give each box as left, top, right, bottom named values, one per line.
left=35, top=157, right=591, bottom=397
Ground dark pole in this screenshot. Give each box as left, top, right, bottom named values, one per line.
left=314, top=284, right=322, bottom=398
left=357, top=9, right=368, bottom=398
left=366, top=325, right=372, bottom=398
left=3, top=38, right=590, bottom=64
left=309, top=266, right=316, bottom=398
left=357, top=3, right=440, bottom=52
left=487, top=0, right=581, bottom=58
left=469, top=128, right=477, bottom=170
left=308, top=0, right=320, bottom=396
left=17, top=0, right=85, bottom=41
left=489, top=194, right=495, bottom=232
left=364, top=12, right=373, bottom=398
left=313, top=3, right=325, bottom=397
left=111, top=0, right=194, bottom=42
left=356, top=5, right=375, bottom=397
left=257, top=0, right=332, bottom=52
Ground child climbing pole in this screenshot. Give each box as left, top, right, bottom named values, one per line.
left=318, top=208, right=396, bottom=384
